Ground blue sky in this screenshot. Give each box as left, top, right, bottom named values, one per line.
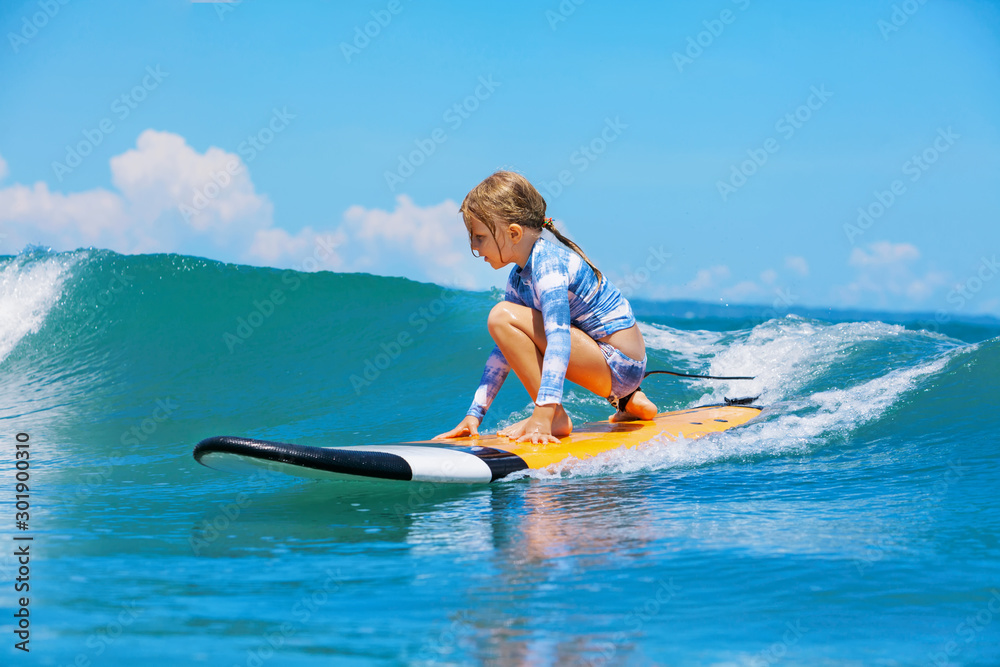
left=1, top=0, right=998, bottom=316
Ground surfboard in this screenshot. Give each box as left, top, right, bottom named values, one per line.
left=194, top=403, right=763, bottom=484
left=194, top=404, right=762, bottom=484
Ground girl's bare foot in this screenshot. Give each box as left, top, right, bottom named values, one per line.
left=610, top=390, right=658, bottom=422
left=499, top=406, right=573, bottom=439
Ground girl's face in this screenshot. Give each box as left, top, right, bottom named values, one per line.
left=469, top=217, right=512, bottom=269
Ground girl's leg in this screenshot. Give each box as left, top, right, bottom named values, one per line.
left=487, top=302, right=618, bottom=437
left=488, top=301, right=614, bottom=396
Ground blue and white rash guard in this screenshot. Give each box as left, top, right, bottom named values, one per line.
left=466, top=235, right=636, bottom=421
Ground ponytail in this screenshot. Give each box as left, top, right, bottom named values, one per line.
left=542, top=219, right=603, bottom=285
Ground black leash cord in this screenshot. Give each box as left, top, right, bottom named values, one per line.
left=643, top=370, right=755, bottom=381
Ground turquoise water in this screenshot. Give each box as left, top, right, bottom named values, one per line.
left=2, top=248, right=999, bottom=666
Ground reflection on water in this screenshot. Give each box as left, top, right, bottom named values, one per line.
left=399, top=476, right=665, bottom=665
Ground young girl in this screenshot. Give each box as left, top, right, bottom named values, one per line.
left=435, top=171, right=657, bottom=445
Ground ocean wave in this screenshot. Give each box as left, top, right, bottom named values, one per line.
left=0, top=249, right=81, bottom=364
left=510, top=325, right=975, bottom=481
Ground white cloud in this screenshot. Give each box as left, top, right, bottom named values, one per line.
left=785, top=256, right=809, bottom=277
left=0, top=153, right=8, bottom=182
left=326, top=196, right=501, bottom=289
left=0, top=130, right=272, bottom=257
left=0, top=133, right=507, bottom=289
left=904, top=270, right=950, bottom=301
left=633, top=264, right=740, bottom=301
left=242, top=196, right=516, bottom=288
left=111, top=130, right=271, bottom=237
left=834, top=241, right=950, bottom=308
left=687, top=265, right=730, bottom=292
left=848, top=241, right=920, bottom=268
left=760, top=268, right=777, bottom=285
left=722, top=280, right=764, bottom=301
left=247, top=226, right=341, bottom=267
left=0, top=182, right=130, bottom=248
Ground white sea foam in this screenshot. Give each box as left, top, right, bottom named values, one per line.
left=510, top=318, right=965, bottom=481
left=0, top=252, right=78, bottom=364
left=639, top=321, right=729, bottom=362
left=644, top=317, right=942, bottom=405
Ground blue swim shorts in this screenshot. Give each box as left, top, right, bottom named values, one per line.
left=596, top=341, right=647, bottom=409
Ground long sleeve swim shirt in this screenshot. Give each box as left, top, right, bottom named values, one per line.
left=466, top=236, right=636, bottom=422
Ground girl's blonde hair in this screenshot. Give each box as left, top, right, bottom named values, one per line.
left=459, top=170, right=603, bottom=283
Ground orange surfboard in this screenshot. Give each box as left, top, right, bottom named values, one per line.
left=194, top=404, right=762, bottom=484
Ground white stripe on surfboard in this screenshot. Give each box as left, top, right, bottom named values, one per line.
left=201, top=446, right=494, bottom=483
left=351, top=445, right=493, bottom=483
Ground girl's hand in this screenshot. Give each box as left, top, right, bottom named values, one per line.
left=516, top=405, right=560, bottom=445
left=433, top=416, right=481, bottom=440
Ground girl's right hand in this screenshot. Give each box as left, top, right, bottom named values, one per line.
left=433, top=416, right=481, bottom=440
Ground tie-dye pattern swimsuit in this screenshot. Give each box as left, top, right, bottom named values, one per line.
left=467, top=236, right=646, bottom=421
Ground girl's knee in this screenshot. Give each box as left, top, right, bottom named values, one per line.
left=487, top=301, right=514, bottom=337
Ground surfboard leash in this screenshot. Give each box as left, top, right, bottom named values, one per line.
left=613, top=369, right=756, bottom=412
left=643, top=369, right=755, bottom=381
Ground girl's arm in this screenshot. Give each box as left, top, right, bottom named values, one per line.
left=516, top=258, right=572, bottom=443
left=533, top=268, right=572, bottom=407
left=466, top=344, right=511, bottom=421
